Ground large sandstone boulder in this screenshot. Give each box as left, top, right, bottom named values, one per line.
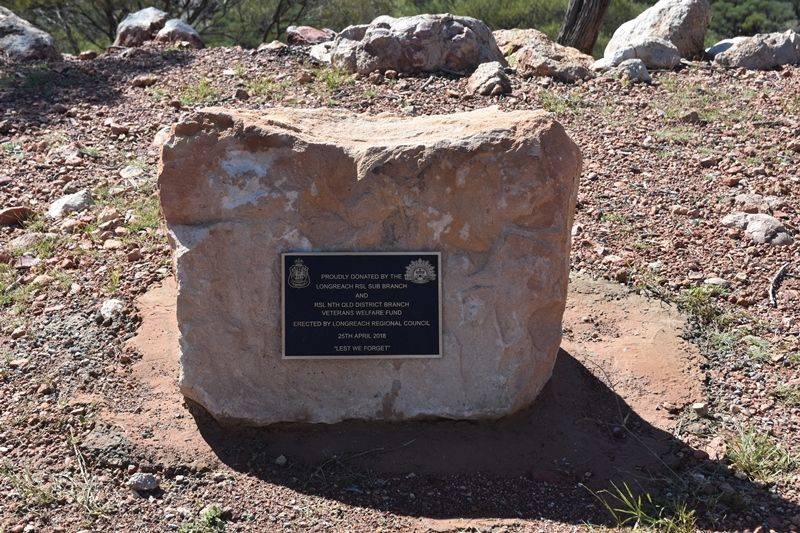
left=113, top=7, right=168, bottom=47
left=494, top=28, right=593, bottom=83
left=159, top=106, right=581, bottom=425
left=605, top=0, right=710, bottom=59
left=155, top=19, right=203, bottom=49
left=712, top=30, right=800, bottom=70
left=0, top=7, right=59, bottom=61
left=328, top=14, right=505, bottom=74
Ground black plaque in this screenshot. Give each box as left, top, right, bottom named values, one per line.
left=282, top=252, right=442, bottom=359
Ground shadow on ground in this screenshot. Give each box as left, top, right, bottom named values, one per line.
left=0, top=47, right=195, bottom=122
left=188, top=349, right=799, bottom=529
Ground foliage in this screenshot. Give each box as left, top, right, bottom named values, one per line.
left=726, top=428, right=796, bottom=483
left=708, top=0, right=800, bottom=44
left=585, top=481, right=697, bottom=532
left=6, top=0, right=800, bottom=58
left=179, top=505, right=227, bottom=533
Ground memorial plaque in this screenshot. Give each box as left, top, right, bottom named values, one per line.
left=282, top=252, right=442, bottom=359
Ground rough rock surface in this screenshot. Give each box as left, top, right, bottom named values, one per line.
left=159, top=106, right=580, bottom=425
left=594, top=37, right=681, bottom=70
left=286, top=25, right=335, bottom=45
left=721, top=212, right=793, bottom=245
left=614, top=58, right=652, bottom=83
left=713, top=30, right=800, bottom=70
left=494, top=28, right=593, bottom=82
left=466, top=61, right=511, bottom=95
left=113, top=7, right=168, bottom=47
left=328, top=14, right=505, bottom=74
left=0, top=7, right=59, bottom=61
left=155, top=19, right=203, bottom=49
left=47, top=189, right=92, bottom=219
left=605, top=0, right=710, bottom=59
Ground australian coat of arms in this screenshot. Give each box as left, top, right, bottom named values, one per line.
left=404, top=259, right=436, bottom=284
left=288, top=258, right=311, bottom=288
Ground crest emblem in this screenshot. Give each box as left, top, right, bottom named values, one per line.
left=288, top=258, right=310, bottom=288
left=405, top=259, right=436, bottom=284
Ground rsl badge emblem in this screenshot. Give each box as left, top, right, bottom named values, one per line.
left=288, top=258, right=310, bottom=288
left=405, top=259, right=436, bottom=284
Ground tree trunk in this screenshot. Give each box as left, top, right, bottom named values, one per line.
left=556, top=0, right=612, bottom=54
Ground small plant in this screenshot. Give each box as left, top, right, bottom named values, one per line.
left=314, top=67, right=354, bottom=92
left=600, top=212, right=628, bottom=224
left=773, top=384, right=800, bottom=407
left=179, top=505, right=227, bottom=533
left=676, top=285, right=731, bottom=328
left=654, top=126, right=694, bottom=144
left=1, top=462, right=55, bottom=510
left=79, top=146, right=102, bottom=158
left=363, top=88, right=378, bottom=99
left=2, top=141, right=25, bottom=160
left=726, top=428, right=795, bottom=483
left=180, top=79, right=220, bottom=106
left=246, top=76, right=284, bottom=99
left=105, top=267, right=121, bottom=294
left=538, top=90, right=584, bottom=114
left=742, top=335, right=771, bottom=362
left=585, top=482, right=696, bottom=532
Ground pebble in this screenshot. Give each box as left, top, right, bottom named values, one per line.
left=128, top=472, right=159, bottom=491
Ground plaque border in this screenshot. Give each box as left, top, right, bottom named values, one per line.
left=281, top=251, right=443, bottom=360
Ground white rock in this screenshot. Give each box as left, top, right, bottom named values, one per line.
left=0, top=7, right=59, bottom=61
left=127, top=472, right=159, bottom=491
left=120, top=165, right=144, bottom=180
left=155, top=19, right=203, bottom=49
left=605, top=0, right=710, bottom=59
left=100, top=298, right=125, bottom=320
left=721, top=212, right=792, bottom=245
left=604, top=37, right=681, bottom=69
left=614, top=58, right=652, bottom=83
left=47, top=189, right=92, bottom=219
left=466, top=61, right=511, bottom=95
left=713, top=30, right=800, bottom=70
left=113, top=7, right=168, bottom=47
left=328, top=14, right=505, bottom=74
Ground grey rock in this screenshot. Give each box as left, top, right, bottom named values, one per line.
left=705, top=36, right=747, bottom=58
left=127, top=472, right=159, bottom=492
left=155, top=19, right=203, bottom=49
left=713, top=30, right=800, bottom=70
left=605, top=0, right=710, bottom=59
left=721, top=211, right=793, bottom=245
left=47, top=189, right=92, bottom=219
left=113, top=7, right=168, bottom=47
left=494, top=28, right=593, bottom=82
left=99, top=298, right=125, bottom=320
left=0, top=7, right=59, bottom=61
left=328, top=14, right=505, bottom=75
left=598, top=37, right=681, bottom=70
left=466, top=61, right=511, bottom=95
left=614, top=58, right=652, bottom=83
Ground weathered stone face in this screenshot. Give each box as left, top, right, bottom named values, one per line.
left=0, top=7, right=59, bottom=61
left=113, top=7, right=168, bottom=47
left=159, top=106, right=581, bottom=425
left=604, top=0, right=710, bottom=59
left=494, top=28, right=593, bottom=83
left=328, top=14, right=505, bottom=74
